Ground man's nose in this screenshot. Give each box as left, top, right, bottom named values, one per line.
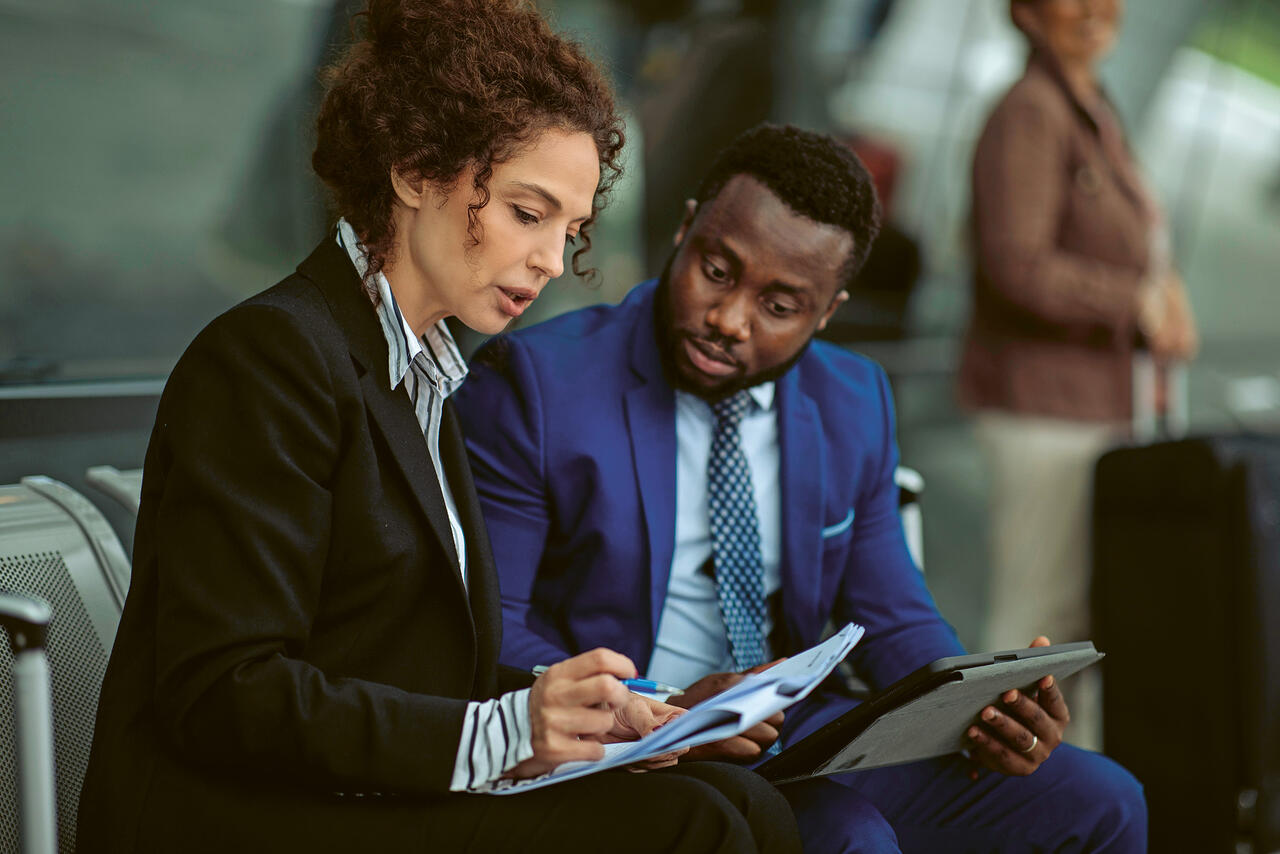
left=706, top=290, right=751, bottom=341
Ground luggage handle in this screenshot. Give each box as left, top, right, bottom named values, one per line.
left=1132, top=353, right=1188, bottom=443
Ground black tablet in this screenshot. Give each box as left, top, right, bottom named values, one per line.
left=757, top=642, right=1103, bottom=784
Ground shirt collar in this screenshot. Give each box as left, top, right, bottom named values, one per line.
left=335, top=218, right=468, bottom=396
left=747, top=381, right=775, bottom=413
left=1026, top=48, right=1111, bottom=136
left=677, top=381, right=775, bottom=419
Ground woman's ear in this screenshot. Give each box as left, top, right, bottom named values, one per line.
left=390, top=168, right=426, bottom=210
left=1010, top=3, right=1042, bottom=41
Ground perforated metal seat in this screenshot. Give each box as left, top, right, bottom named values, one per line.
left=0, top=477, right=129, bottom=853
left=895, top=465, right=925, bottom=573
left=84, top=466, right=144, bottom=517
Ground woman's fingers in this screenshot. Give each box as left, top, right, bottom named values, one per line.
left=550, top=647, right=637, bottom=682
left=528, top=648, right=641, bottom=770
left=542, top=671, right=632, bottom=710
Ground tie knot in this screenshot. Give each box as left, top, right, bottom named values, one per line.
left=711, top=390, right=753, bottom=428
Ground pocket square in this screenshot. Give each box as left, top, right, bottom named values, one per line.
left=821, top=508, right=855, bottom=539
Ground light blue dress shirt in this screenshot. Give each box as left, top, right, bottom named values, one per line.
left=646, top=383, right=783, bottom=688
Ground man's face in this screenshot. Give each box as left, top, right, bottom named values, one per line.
left=659, top=174, right=854, bottom=400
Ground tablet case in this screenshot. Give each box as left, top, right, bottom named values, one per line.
left=758, top=642, right=1102, bottom=784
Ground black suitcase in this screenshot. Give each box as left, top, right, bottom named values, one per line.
left=1093, top=435, right=1280, bottom=854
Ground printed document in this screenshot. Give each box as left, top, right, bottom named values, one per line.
left=484, top=622, right=864, bottom=794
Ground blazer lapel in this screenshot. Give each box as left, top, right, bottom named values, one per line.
left=623, top=293, right=679, bottom=643
left=777, top=370, right=825, bottom=646
left=296, top=238, right=465, bottom=594
left=439, top=401, right=501, bottom=688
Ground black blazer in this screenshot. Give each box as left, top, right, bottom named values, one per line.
left=78, top=237, right=529, bottom=852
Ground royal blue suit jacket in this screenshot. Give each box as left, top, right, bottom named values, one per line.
left=456, top=280, right=962, bottom=731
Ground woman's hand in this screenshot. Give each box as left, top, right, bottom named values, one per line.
left=1141, top=271, right=1198, bottom=362
left=597, top=693, right=688, bottom=771
left=505, top=648, right=635, bottom=780
left=1157, top=274, right=1198, bottom=362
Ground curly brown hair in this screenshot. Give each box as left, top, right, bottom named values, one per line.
left=313, top=0, right=625, bottom=293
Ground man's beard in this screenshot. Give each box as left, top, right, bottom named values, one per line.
left=653, top=254, right=810, bottom=403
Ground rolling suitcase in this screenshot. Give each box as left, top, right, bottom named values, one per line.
left=1, top=591, right=58, bottom=854
left=1093, top=432, right=1280, bottom=854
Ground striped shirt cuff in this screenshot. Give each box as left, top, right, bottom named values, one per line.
left=449, top=688, right=534, bottom=792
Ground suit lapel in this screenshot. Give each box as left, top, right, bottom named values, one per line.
left=360, top=375, right=464, bottom=583
left=297, top=238, right=465, bottom=597
left=777, top=370, right=825, bottom=647
left=439, top=401, right=500, bottom=688
left=623, top=293, right=679, bottom=643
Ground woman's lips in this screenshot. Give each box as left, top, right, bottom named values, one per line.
left=497, top=286, right=537, bottom=318
left=683, top=337, right=739, bottom=377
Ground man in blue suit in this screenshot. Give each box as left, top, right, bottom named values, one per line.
left=456, top=124, right=1145, bottom=853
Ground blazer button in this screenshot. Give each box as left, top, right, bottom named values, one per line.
left=1074, top=165, right=1102, bottom=195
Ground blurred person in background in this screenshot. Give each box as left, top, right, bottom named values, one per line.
left=958, top=0, right=1198, bottom=749
left=74, top=2, right=803, bottom=851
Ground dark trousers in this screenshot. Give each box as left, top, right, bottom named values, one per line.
left=137, top=761, right=802, bottom=854
left=774, top=695, right=1146, bottom=854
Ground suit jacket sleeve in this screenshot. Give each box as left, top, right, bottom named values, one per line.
left=149, top=304, right=469, bottom=795
left=972, top=94, right=1143, bottom=336
left=455, top=338, right=575, bottom=669
left=836, top=366, right=964, bottom=688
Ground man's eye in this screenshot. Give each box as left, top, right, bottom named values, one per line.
left=703, top=261, right=728, bottom=282
left=765, top=300, right=797, bottom=317
left=512, top=206, right=539, bottom=225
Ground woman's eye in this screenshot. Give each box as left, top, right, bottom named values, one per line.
left=512, top=206, right=539, bottom=225
left=565, top=233, right=578, bottom=247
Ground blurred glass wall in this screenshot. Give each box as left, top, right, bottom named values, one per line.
left=2, top=0, right=1278, bottom=642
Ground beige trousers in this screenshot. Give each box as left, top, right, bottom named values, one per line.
left=974, top=412, right=1125, bottom=751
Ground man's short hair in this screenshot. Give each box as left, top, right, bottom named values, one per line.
left=694, top=123, right=882, bottom=289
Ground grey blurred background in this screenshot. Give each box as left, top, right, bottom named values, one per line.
left=2, top=0, right=1278, bottom=652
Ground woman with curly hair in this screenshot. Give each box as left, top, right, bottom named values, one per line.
left=75, top=2, right=802, bottom=851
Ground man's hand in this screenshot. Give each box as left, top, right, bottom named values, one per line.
left=669, top=660, right=786, bottom=763
left=505, top=648, right=635, bottom=780
left=965, top=636, right=1070, bottom=778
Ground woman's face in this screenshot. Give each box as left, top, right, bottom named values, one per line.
left=1018, top=0, right=1122, bottom=67
left=387, top=127, right=600, bottom=336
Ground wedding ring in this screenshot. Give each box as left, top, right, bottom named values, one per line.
left=1019, top=734, right=1038, bottom=754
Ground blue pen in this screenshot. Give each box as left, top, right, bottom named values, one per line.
left=531, top=665, right=684, bottom=697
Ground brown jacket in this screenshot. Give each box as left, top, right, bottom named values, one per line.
left=958, top=52, right=1158, bottom=421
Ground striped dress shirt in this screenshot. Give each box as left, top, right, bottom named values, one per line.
left=335, top=219, right=534, bottom=791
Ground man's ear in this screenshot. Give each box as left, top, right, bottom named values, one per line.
left=816, top=289, right=850, bottom=332
left=390, top=168, right=427, bottom=211
left=673, top=198, right=698, bottom=246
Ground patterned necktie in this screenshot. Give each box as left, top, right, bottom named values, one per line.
left=708, top=390, right=769, bottom=670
